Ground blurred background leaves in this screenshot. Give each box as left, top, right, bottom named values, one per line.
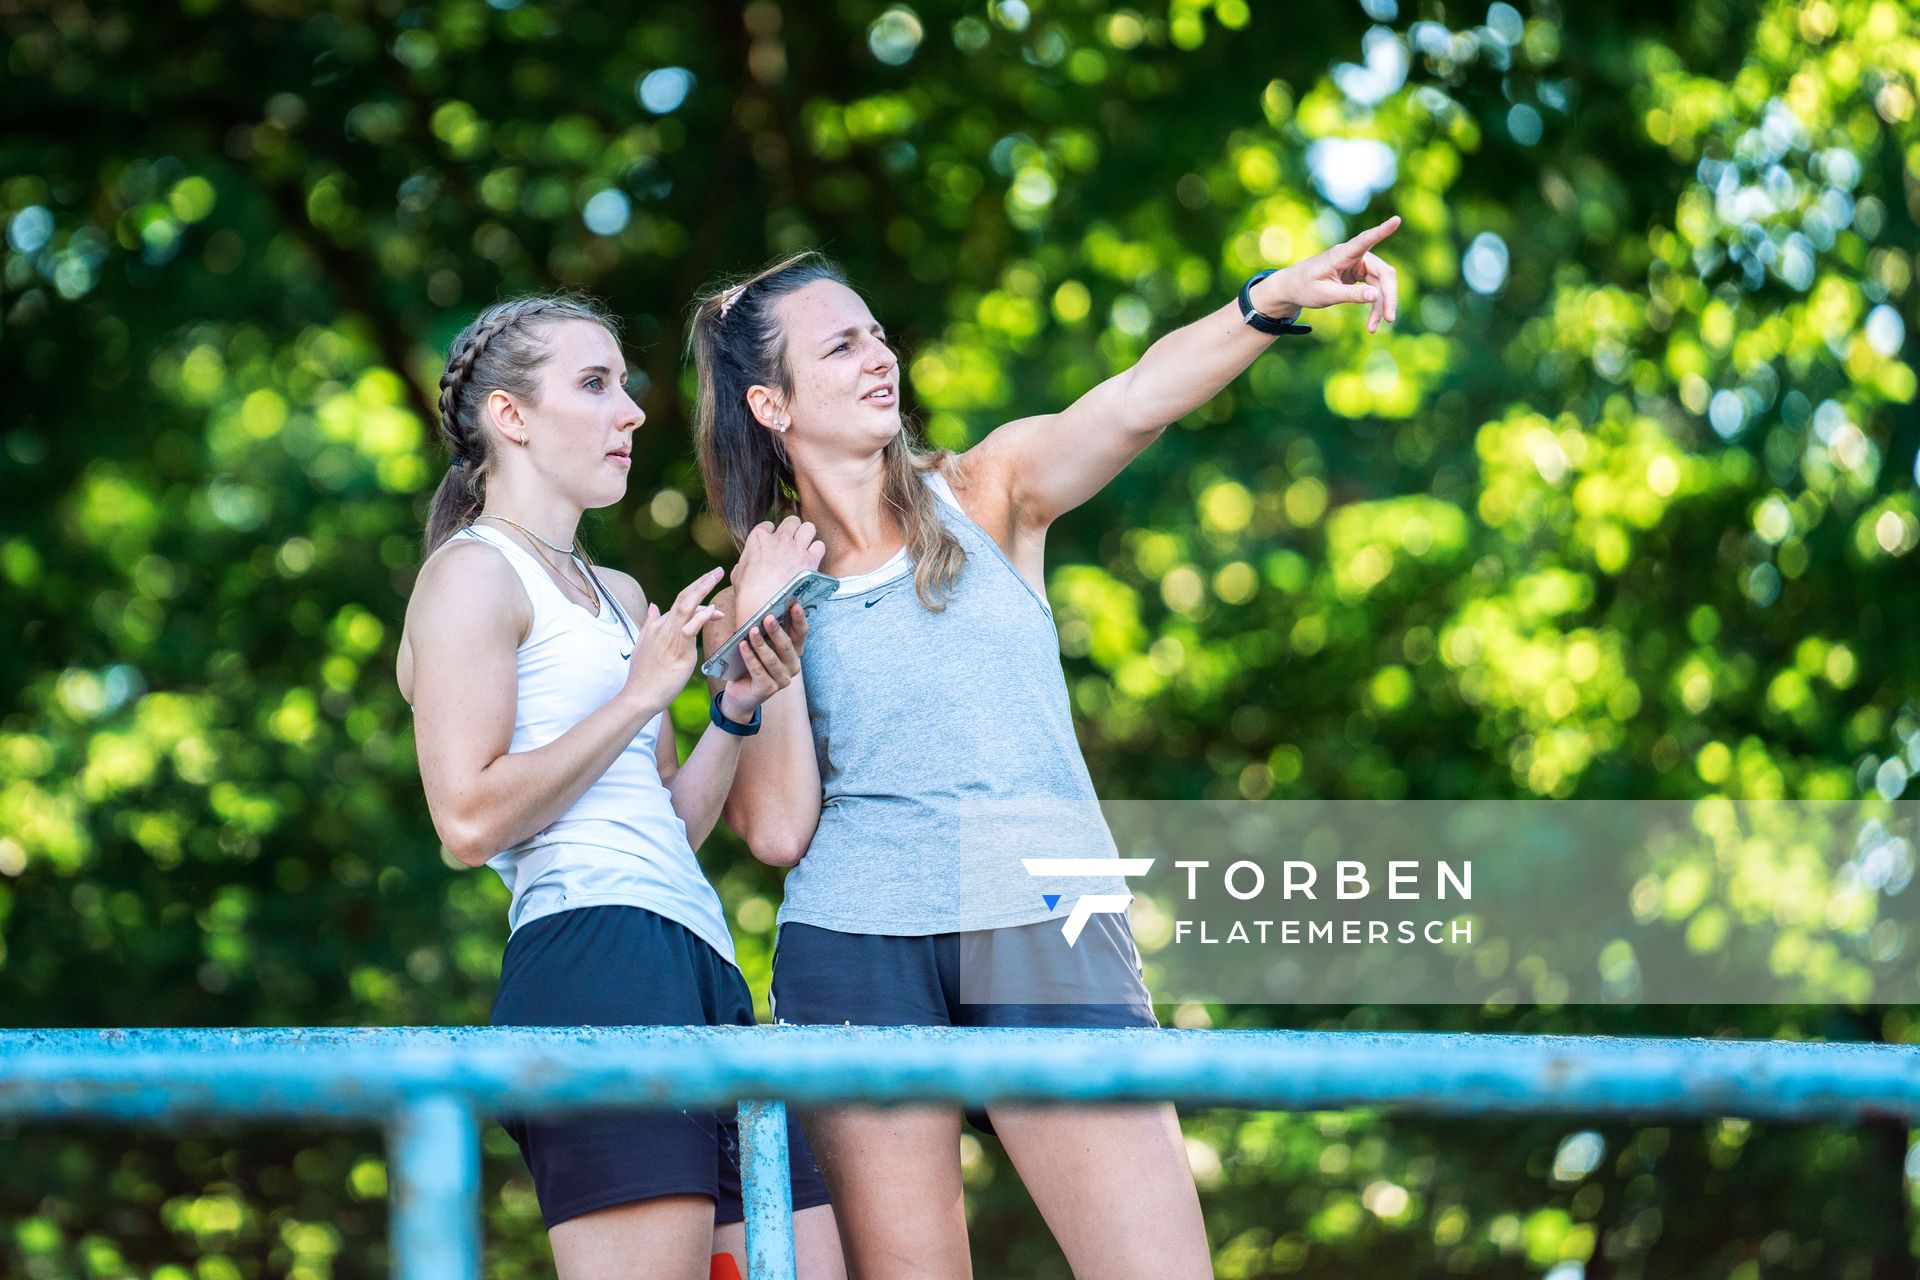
left=3, top=0, right=1919, bottom=1275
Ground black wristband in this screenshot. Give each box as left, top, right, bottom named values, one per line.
left=1239, top=269, right=1313, bottom=336
left=710, top=690, right=762, bottom=736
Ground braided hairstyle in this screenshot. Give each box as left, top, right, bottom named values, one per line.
left=424, top=294, right=619, bottom=553
left=687, top=252, right=966, bottom=610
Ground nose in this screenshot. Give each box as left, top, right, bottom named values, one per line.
left=619, top=387, right=644, bottom=431
left=864, top=334, right=895, bottom=373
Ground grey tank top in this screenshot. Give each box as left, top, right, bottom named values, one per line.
left=779, top=470, right=1129, bottom=935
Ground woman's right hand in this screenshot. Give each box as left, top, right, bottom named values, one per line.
left=623, top=567, right=726, bottom=715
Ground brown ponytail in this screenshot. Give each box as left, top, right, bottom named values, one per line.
left=424, top=294, right=619, bottom=553
left=686, top=253, right=966, bottom=609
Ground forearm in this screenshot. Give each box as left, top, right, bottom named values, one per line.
left=993, top=229, right=1391, bottom=527
left=714, top=679, right=821, bottom=864
left=662, top=698, right=756, bottom=849
left=1111, top=289, right=1298, bottom=434
left=432, top=691, right=666, bottom=865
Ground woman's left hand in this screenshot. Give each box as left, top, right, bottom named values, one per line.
left=732, top=516, right=827, bottom=625
left=1262, top=214, right=1401, bottom=334
left=718, top=602, right=809, bottom=720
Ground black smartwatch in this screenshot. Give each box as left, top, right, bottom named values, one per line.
left=1238, top=269, right=1313, bottom=336
left=710, top=690, right=762, bottom=736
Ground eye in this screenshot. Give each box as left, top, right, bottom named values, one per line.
left=585, top=376, right=604, bottom=391
left=832, top=342, right=851, bottom=354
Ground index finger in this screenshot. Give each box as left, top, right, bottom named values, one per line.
left=1341, top=214, right=1401, bottom=259
left=673, top=566, right=725, bottom=614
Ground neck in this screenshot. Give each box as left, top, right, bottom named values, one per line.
left=477, top=476, right=584, bottom=551
left=791, top=445, right=900, bottom=569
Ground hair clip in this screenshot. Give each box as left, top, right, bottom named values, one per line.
left=717, top=284, right=746, bottom=319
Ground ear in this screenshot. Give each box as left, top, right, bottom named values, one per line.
left=744, top=384, right=790, bottom=436
left=483, top=388, right=527, bottom=448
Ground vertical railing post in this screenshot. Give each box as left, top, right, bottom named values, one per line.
left=388, top=1093, right=480, bottom=1280
left=738, top=1100, right=797, bottom=1280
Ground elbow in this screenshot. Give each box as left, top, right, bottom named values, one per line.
left=749, top=809, right=818, bottom=866
left=750, top=836, right=807, bottom=868
left=726, top=800, right=813, bottom=867
left=436, top=812, right=499, bottom=868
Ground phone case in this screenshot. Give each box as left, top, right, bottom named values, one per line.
left=698, top=571, right=839, bottom=682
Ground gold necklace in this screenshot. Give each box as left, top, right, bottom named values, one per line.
left=475, top=514, right=599, bottom=611
left=475, top=513, right=574, bottom=554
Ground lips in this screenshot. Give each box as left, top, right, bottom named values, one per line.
left=861, top=383, right=897, bottom=405
left=606, top=448, right=631, bottom=467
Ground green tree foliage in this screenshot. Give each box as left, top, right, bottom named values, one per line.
left=3, top=0, right=1918, bottom=1275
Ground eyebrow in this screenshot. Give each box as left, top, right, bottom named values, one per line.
left=578, top=364, right=630, bottom=380
left=819, top=324, right=886, bottom=349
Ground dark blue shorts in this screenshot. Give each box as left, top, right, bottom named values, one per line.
left=488, top=905, right=832, bottom=1230
left=771, top=913, right=1158, bottom=1133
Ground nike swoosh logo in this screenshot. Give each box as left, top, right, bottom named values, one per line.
left=621, top=652, right=632, bottom=660
left=864, top=595, right=890, bottom=608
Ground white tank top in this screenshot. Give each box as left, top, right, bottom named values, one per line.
left=446, top=524, right=735, bottom=965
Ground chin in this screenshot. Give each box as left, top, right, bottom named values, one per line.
left=579, top=477, right=630, bottom=510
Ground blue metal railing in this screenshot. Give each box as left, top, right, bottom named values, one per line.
left=5, top=1027, right=1918, bottom=1278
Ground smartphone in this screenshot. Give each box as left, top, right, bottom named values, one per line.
left=699, top=569, right=839, bottom=683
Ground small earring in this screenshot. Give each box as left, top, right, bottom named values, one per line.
left=774, top=420, right=789, bottom=433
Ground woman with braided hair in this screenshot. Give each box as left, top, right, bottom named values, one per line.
left=689, top=224, right=1398, bottom=1277
left=396, top=295, right=845, bottom=1279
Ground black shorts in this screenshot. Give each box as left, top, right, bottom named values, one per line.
left=771, top=913, right=1158, bottom=1134
left=488, top=905, right=832, bottom=1230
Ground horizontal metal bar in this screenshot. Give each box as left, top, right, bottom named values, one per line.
left=2, top=1027, right=1917, bottom=1125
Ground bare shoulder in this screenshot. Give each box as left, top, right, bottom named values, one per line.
left=409, top=539, right=527, bottom=625
left=403, top=541, right=526, bottom=660
left=398, top=540, right=531, bottom=697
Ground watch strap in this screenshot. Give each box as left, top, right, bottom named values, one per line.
left=1239, top=269, right=1313, bottom=336
left=710, top=690, right=762, bottom=736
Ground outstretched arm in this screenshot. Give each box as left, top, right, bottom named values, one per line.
left=965, top=216, right=1400, bottom=531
